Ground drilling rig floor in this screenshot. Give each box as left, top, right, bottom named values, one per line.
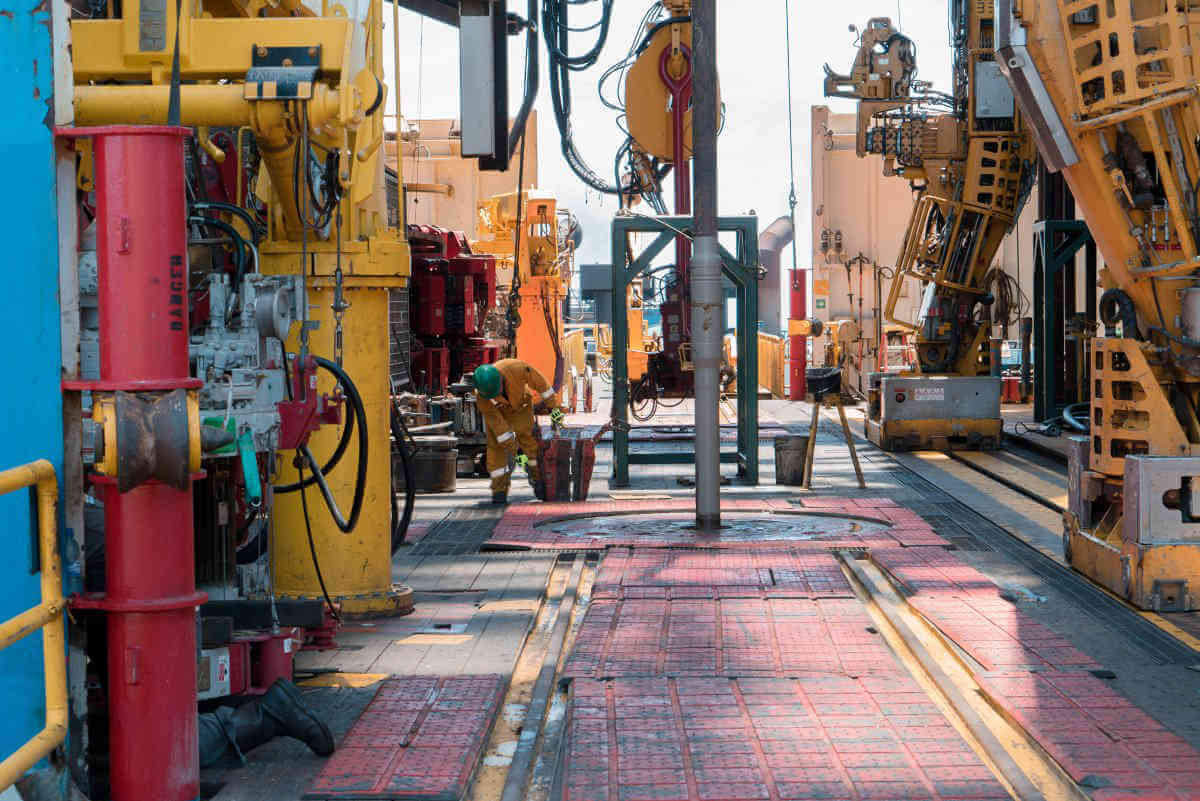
left=193, top=394, right=1200, bottom=801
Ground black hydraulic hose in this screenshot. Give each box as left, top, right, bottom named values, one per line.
left=299, top=444, right=361, bottom=533
left=190, top=201, right=264, bottom=244
left=298, top=456, right=341, bottom=621
left=188, top=215, right=248, bottom=288
left=275, top=358, right=368, bottom=534
left=1099, top=288, right=1142, bottom=339
left=390, top=406, right=415, bottom=554
left=274, top=358, right=358, bottom=492
left=507, top=0, right=540, bottom=159
left=1061, top=402, right=1090, bottom=433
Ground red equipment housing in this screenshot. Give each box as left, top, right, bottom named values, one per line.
left=407, top=225, right=498, bottom=392
left=789, top=267, right=808, bottom=400
left=63, top=126, right=204, bottom=801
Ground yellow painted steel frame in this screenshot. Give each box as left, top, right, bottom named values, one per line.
left=474, top=191, right=574, bottom=387
left=865, top=416, right=1003, bottom=453
left=826, top=11, right=1035, bottom=381
left=1012, top=0, right=1200, bottom=609
left=0, top=461, right=67, bottom=791
left=73, top=0, right=411, bottom=614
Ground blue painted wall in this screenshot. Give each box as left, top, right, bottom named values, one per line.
left=0, top=0, right=64, bottom=766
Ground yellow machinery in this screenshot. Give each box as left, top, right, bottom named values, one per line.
left=825, top=10, right=1036, bottom=450
left=72, top=0, right=411, bottom=614
left=996, top=0, right=1200, bottom=611
left=474, top=190, right=572, bottom=390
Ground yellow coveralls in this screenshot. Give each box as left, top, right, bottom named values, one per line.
left=477, top=359, right=562, bottom=494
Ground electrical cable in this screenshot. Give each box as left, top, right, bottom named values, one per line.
left=507, top=0, right=540, bottom=159
left=782, top=0, right=801, bottom=330
left=297, top=456, right=341, bottom=622
left=191, top=201, right=265, bottom=244
left=983, top=267, right=1027, bottom=328
left=188, top=215, right=251, bottom=295
left=506, top=131, right=529, bottom=351
left=545, top=0, right=622, bottom=194
left=390, top=404, right=416, bottom=554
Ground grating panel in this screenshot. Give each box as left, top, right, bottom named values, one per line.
left=305, top=675, right=505, bottom=800
left=563, top=676, right=1010, bottom=801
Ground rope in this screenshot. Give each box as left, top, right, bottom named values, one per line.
left=782, top=0, right=800, bottom=283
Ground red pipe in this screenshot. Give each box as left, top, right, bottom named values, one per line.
left=660, top=44, right=693, bottom=350
left=81, top=126, right=202, bottom=801
left=789, top=267, right=808, bottom=400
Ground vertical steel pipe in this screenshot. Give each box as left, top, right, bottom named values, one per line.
left=89, top=126, right=201, bottom=801
left=691, top=0, right=720, bottom=529
left=789, top=268, right=808, bottom=400
left=1019, top=316, right=1033, bottom=399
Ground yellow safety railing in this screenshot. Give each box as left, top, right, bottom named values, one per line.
left=562, top=329, right=587, bottom=378
left=0, top=460, right=67, bottom=792
left=757, top=333, right=787, bottom=399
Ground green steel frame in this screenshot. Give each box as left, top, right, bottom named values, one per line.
left=1033, top=219, right=1093, bottom=421
left=609, top=214, right=760, bottom=488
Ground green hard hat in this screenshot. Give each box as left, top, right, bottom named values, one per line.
left=474, top=364, right=502, bottom=399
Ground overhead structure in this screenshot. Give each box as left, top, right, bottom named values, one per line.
left=996, top=0, right=1200, bottom=611
left=824, top=7, right=1036, bottom=451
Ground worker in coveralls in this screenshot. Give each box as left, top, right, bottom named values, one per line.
left=474, top=359, right=566, bottom=504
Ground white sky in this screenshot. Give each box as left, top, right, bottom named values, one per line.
left=382, top=1, right=954, bottom=266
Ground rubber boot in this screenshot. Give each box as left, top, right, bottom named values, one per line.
left=199, top=705, right=270, bottom=768
left=259, top=678, right=336, bottom=757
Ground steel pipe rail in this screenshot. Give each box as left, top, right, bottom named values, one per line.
left=0, top=460, right=67, bottom=793
left=73, top=84, right=340, bottom=129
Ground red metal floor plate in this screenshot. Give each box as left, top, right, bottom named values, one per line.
left=978, top=671, right=1200, bottom=800
left=871, top=548, right=1101, bottom=671
left=563, top=597, right=902, bottom=680
left=564, top=676, right=1010, bottom=801
left=305, top=675, right=505, bottom=800
left=591, top=548, right=854, bottom=600
left=490, top=498, right=945, bottom=550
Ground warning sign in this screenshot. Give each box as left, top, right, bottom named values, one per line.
left=914, top=386, right=945, bottom=402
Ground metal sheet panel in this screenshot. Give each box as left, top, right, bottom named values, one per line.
left=879, top=376, right=1001, bottom=422
left=975, top=61, right=1016, bottom=119
left=1065, top=435, right=1092, bottom=527
left=0, top=0, right=65, bottom=768
left=1123, top=456, right=1200, bottom=545
left=994, top=0, right=1079, bottom=171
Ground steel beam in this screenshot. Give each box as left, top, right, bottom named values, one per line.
left=691, top=0, right=720, bottom=529
left=395, top=0, right=459, bottom=27
left=609, top=215, right=759, bottom=487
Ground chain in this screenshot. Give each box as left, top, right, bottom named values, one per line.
left=332, top=153, right=349, bottom=368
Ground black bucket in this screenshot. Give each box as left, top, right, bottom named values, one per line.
left=774, top=435, right=808, bottom=485
left=397, top=435, right=458, bottom=493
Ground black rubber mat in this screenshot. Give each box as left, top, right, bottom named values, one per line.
left=406, top=506, right=506, bottom=557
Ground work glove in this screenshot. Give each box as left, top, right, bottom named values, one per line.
left=515, top=453, right=529, bottom=470
left=549, top=408, right=566, bottom=429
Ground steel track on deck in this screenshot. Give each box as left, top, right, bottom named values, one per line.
left=888, top=464, right=1199, bottom=665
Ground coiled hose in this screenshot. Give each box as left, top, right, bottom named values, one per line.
left=275, top=356, right=368, bottom=534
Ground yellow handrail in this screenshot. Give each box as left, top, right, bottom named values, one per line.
left=0, top=460, right=67, bottom=792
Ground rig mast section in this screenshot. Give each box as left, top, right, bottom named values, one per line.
left=824, top=10, right=1035, bottom=378
left=998, top=0, right=1200, bottom=611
